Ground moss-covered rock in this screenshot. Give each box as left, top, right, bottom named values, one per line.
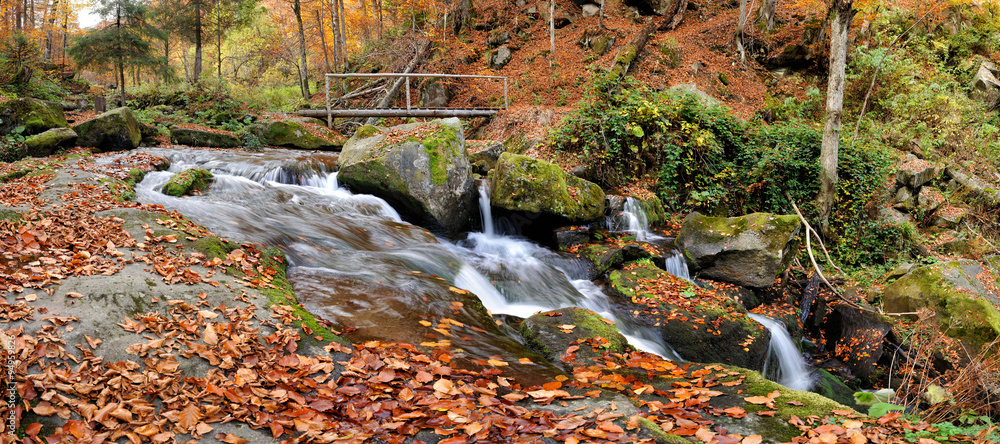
left=491, top=152, right=606, bottom=225
left=812, top=369, right=860, bottom=410
left=677, top=212, right=801, bottom=288
left=250, top=120, right=343, bottom=151
left=883, top=260, right=1000, bottom=352
left=338, top=118, right=475, bottom=233
left=0, top=98, right=69, bottom=136
left=162, top=168, right=214, bottom=197
left=22, top=127, right=77, bottom=157
left=467, top=141, right=505, bottom=175
left=607, top=260, right=771, bottom=369
left=520, top=307, right=630, bottom=372
left=578, top=243, right=652, bottom=276
left=72, top=107, right=142, bottom=152
left=170, top=128, right=241, bottom=148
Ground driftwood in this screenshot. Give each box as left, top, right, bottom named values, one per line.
left=365, top=38, right=433, bottom=126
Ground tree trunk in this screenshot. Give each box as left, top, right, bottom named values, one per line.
left=293, top=0, right=310, bottom=99
left=217, top=27, right=223, bottom=78
left=549, top=0, right=555, bottom=64
left=338, top=0, right=347, bottom=65
left=452, top=0, right=471, bottom=35
left=599, top=0, right=604, bottom=29
left=194, top=0, right=203, bottom=84
left=818, top=0, right=854, bottom=234
left=317, top=9, right=331, bottom=72
left=736, top=0, right=748, bottom=65
left=759, top=0, right=776, bottom=32
left=117, top=3, right=125, bottom=105
left=611, top=19, right=657, bottom=78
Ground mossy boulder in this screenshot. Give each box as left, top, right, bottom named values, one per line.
left=0, top=98, right=69, bottom=136
left=250, top=120, right=342, bottom=151
left=170, top=128, right=241, bottom=148
left=677, top=212, right=801, bottom=288
left=338, top=118, right=475, bottom=233
left=520, top=307, right=630, bottom=372
left=607, top=260, right=770, bottom=369
left=162, top=168, right=214, bottom=197
left=883, top=260, right=1000, bottom=352
left=577, top=243, right=652, bottom=276
left=467, top=140, right=505, bottom=175
left=22, top=127, right=77, bottom=157
left=490, top=152, right=606, bottom=225
left=72, top=107, right=142, bottom=152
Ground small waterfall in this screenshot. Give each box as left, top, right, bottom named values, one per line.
left=478, top=181, right=495, bottom=237
left=662, top=251, right=691, bottom=281
left=608, top=197, right=660, bottom=242
left=749, top=313, right=813, bottom=391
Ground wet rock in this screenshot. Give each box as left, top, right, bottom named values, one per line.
left=972, top=60, right=1000, bottom=104
left=819, top=303, right=895, bottom=380
left=170, top=127, right=242, bottom=148
left=812, top=369, right=861, bottom=410
left=338, top=119, right=476, bottom=234
left=0, top=97, right=69, bottom=136
left=891, top=187, right=916, bottom=212
left=883, top=260, right=1000, bottom=353
left=72, top=107, right=143, bottom=152
left=605, top=193, right=667, bottom=229
left=607, top=261, right=770, bottom=369
left=577, top=243, right=652, bottom=276
left=520, top=307, right=630, bottom=373
left=162, top=168, right=214, bottom=197
left=467, top=140, right=505, bottom=174
left=491, top=152, right=606, bottom=225
left=250, top=120, right=343, bottom=151
left=22, top=127, right=77, bottom=157
left=554, top=226, right=591, bottom=251
left=677, top=212, right=801, bottom=288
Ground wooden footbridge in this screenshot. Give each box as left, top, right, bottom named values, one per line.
left=297, top=73, right=508, bottom=126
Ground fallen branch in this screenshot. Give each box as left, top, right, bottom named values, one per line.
left=365, top=37, right=432, bottom=126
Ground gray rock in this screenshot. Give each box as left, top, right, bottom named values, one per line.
left=677, top=212, right=801, bottom=288
left=896, top=158, right=938, bottom=189
left=250, top=120, right=343, bottom=151
left=490, top=46, right=513, bottom=70
left=886, top=263, right=919, bottom=282
left=22, top=127, right=77, bottom=157
left=421, top=80, right=454, bottom=107
left=930, top=205, right=967, bottom=229
left=490, top=152, right=606, bottom=224
left=520, top=307, right=630, bottom=373
left=972, top=60, right=1000, bottom=104
left=582, top=4, right=600, bottom=17
left=338, top=118, right=476, bottom=233
left=554, top=226, right=591, bottom=251
left=487, top=31, right=510, bottom=49
left=72, top=107, right=142, bottom=152
left=944, top=167, right=1000, bottom=207
left=879, top=206, right=913, bottom=225
left=917, top=186, right=946, bottom=214
left=468, top=140, right=505, bottom=174
left=670, top=83, right=721, bottom=106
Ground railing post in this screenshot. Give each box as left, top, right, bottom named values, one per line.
left=325, top=74, right=332, bottom=128
left=504, top=78, right=509, bottom=109
left=405, top=75, right=411, bottom=111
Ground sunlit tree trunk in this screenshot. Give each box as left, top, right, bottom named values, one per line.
left=549, top=0, right=555, bottom=64
left=317, top=9, right=331, bottom=72
left=193, top=0, right=202, bottom=84
left=818, top=0, right=854, bottom=234
left=293, top=0, right=310, bottom=99
left=736, top=0, right=748, bottom=65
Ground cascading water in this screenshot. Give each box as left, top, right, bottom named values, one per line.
left=748, top=313, right=814, bottom=391
left=608, top=197, right=661, bottom=242
left=662, top=251, right=691, bottom=281
left=465, top=182, right=682, bottom=360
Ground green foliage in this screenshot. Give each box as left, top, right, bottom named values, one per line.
left=0, top=126, right=29, bottom=163
left=0, top=33, right=41, bottom=93
left=763, top=87, right=823, bottom=122
left=239, top=130, right=263, bottom=152
left=551, top=74, right=896, bottom=265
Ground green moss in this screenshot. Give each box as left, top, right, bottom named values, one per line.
left=355, top=124, right=381, bottom=139
left=491, top=153, right=606, bottom=223
left=420, top=122, right=460, bottom=186
left=738, top=369, right=852, bottom=442
left=0, top=209, right=23, bottom=222
left=162, top=168, right=214, bottom=197
left=0, top=168, right=31, bottom=183
left=635, top=417, right=689, bottom=444
left=254, top=248, right=350, bottom=347
left=192, top=236, right=239, bottom=260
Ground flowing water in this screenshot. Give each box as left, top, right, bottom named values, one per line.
left=126, top=148, right=809, bottom=389
left=607, top=197, right=660, bottom=242
left=749, top=313, right=814, bottom=391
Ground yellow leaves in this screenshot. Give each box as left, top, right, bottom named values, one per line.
left=744, top=390, right=781, bottom=409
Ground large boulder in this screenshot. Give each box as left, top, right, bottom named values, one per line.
left=72, top=107, right=142, bottom=152
left=972, top=61, right=1000, bottom=104
left=490, top=152, right=606, bottom=225
left=677, top=212, right=801, bottom=288
left=883, top=260, right=1000, bottom=352
left=22, top=127, right=77, bottom=157
left=251, top=120, right=342, bottom=150
left=896, top=158, right=937, bottom=189
left=162, top=168, right=214, bottom=197
left=607, top=260, right=771, bottom=369
left=490, top=46, right=513, bottom=70
left=0, top=98, right=69, bottom=136
left=338, top=119, right=475, bottom=233
left=170, top=127, right=241, bottom=148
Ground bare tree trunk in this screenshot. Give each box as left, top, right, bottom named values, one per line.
left=452, top=0, right=471, bottom=35
left=818, top=0, right=854, bottom=234
left=759, top=0, right=776, bottom=32
left=293, top=0, right=311, bottom=99
left=194, top=0, right=203, bottom=84
left=736, top=0, right=748, bottom=65
left=317, top=10, right=332, bottom=72
left=338, top=0, right=347, bottom=65
left=549, top=0, right=555, bottom=64
left=599, top=0, right=604, bottom=29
